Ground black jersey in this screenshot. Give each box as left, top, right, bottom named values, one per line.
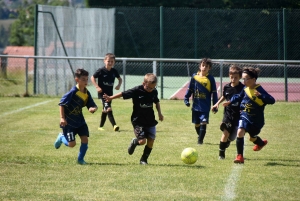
left=122, top=85, right=159, bottom=127
left=222, top=82, right=244, bottom=125
left=92, top=67, right=120, bottom=98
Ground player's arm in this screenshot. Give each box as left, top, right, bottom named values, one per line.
left=59, top=105, right=67, bottom=126
left=103, top=92, right=123, bottom=102
left=184, top=78, right=194, bottom=107
left=91, top=75, right=102, bottom=93
left=115, top=77, right=122, bottom=90
left=212, top=96, right=225, bottom=111
left=155, top=102, right=164, bottom=121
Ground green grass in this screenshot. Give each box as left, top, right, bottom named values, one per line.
left=0, top=97, right=300, bottom=200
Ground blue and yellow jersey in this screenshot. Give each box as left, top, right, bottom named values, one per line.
left=230, top=84, right=275, bottom=128
left=59, top=85, right=97, bottom=128
left=184, top=72, right=218, bottom=112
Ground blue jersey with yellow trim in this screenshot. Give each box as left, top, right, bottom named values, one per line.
left=230, top=84, right=275, bottom=128
left=59, top=85, right=97, bottom=128
left=184, top=72, right=218, bottom=112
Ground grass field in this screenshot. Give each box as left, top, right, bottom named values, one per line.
left=0, top=97, right=299, bottom=200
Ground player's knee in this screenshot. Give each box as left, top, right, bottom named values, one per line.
left=139, top=139, right=146, bottom=145
left=106, top=107, right=112, bottom=112
left=195, top=124, right=200, bottom=127
left=68, top=141, right=76, bottom=147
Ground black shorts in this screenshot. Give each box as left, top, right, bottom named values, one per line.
left=100, top=97, right=112, bottom=111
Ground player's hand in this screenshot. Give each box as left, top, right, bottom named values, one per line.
left=222, top=101, right=230, bottom=107
left=96, top=86, right=102, bottom=93
left=60, top=118, right=67, bottom=127
left=184, top=100, right=190, bottom=107
left=254, top=90, right=261, bottom=97
left=103, top=93, right=111, bottom=102
left=211, top=106, right=218, bottom=114
left=159, top=114, right=164, bottom=121
left=89, top=107, right=98, bottom=113
left=115, top=85, right=120, bottom=90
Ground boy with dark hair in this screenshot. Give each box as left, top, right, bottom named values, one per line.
left=103, top=73, right=164, bottom=165
left=223, top=67, right=275, bottom=164
left=184, top=58, right=218, bottom=145
left=212, top=65, right=244, bottom=160
left=54, top=68, right=98, bottom=165
left=91, top=53, right=122, bottom=132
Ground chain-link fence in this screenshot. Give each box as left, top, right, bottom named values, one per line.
left=0, top=55, right=299, bottom=101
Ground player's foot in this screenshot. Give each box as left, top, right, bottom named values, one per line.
left=140, top=160, right=148, bottom=165
left=98, top=127, right=105, bottom=131
left=234, top=154, right=244, bottom=164
left=128, top=138, right=137, bottom=155
left=77, top=160, right=87, bottom=165
left=54, top=133, right=63, bottom=149
left=197, top=140, right=203, bottom=145
left=219, top=156, right=225, bottom=160
left=253, top=140, right=268, bottom=151
left=113, top=125, right=119, bottom=132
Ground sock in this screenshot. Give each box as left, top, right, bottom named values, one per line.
left=61, top=135, right=69, bottom=146
left=198, top=124, right=207, bottom=142
left=140, top=145, right=152, bottom=162
left=100, top=112, right=107, bottom=127
left=226, top=140, right=231, bottom=148
left=195, top=126, right=200, bottom=135
left=219, top=141, right=227, bottom=157
left=252, top=136, right=264, bottom=146
left=78, top=143, right=88, bottom=161
left=236, top=137, right=244, bottom=156
left=107, top=111, right=117, bottom=126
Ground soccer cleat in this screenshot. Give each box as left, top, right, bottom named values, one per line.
left=219, top=156, right=225, bottom=160
left=128, top=138, right=137, bottom=155
left=54, top=133, right=63, bottom=149
left=140, top=160, right=148, bottom=165
left=113, top=125, right=120, bottom=132
left=77, top=160, right=87, bottom=165
left=98, top=127, right=105, bottom=131
left=253, top=140, right=268, bottom=151
left=234, top=154, right=244, bottom=164
left=197, top=140, right=203, bottom=145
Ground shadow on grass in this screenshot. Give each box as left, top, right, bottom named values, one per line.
left=88, top=162, right=205, bottom=168
left=245, top=158, right=300, bottom=167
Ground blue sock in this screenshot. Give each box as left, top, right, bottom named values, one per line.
left=61, top=135, right=69, bottom=146
left=78, top=143, right=88, bottom=161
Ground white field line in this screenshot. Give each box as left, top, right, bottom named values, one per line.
left=221, top=143, right=246, bottom=201
left=0, top=100, right=53, bottom=118
left=169, top=81, right=189, bottom=99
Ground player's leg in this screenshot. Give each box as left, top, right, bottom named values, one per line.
left=198, top=112, right=209, bottom=144
left=98, top=98, right=108, bottom=131
left=106, top=101, right=119, bottom=131
left=249, top=126, right=267, bottom=151
left=77, top=124, right=89, bottom=165
left=140, top=127, right=156, bottom=165
left=54, top=127, right=76, bottom=149
left=234, top=120, right=246, bottom=163
left=128, top=124, right=146, bottom=155
left=219, top=123, right=230, bottom=160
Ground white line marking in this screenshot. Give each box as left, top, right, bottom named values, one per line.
left=0, top=100, right=54, bottom=117
left=221, top=165, right=243, bottom=201
left=169, top=80, right=190, bottom=99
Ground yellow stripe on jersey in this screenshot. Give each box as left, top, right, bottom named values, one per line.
left=193, top=74, right=211, bottom=92
left=244, top=85, right=264, bottom=106
left=76, top=84, right=88, bottom=106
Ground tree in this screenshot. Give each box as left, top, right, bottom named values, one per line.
left=9, top=0, right=69, bottom=46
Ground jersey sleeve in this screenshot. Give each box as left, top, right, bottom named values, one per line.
left=92, top=68, right=101, bottom=78
left=208, top=75, right=218, bottom=105
left=257, top=87, right=276, bottom=105
left=122, top=86, right=138, bottom=100
left=184, top=76, right=195, bottom=103
left=86, top=90, right=98, bottom=109
left=58, top=87, right=76, bottom=107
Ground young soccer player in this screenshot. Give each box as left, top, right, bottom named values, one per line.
left=54, top=68, right=98, bottom=165
left=223, top=67, right=275, bottom=164
left=103, top=73, right=164, bottom=165
left=212, top=65, right=244, bottom=160
left=91, top=53, right=122, bottom=132
left=184, top=58, right=218, bottom=145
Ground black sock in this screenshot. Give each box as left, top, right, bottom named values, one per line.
left=107, top=111, right=117, bottom=126
left=236, top=137, right=244, bottom=155
left=198, top=125, right=207, bottom=142
left=226, top=140, right=231, bottom=148
left=141, top=145, right=152, bottom=162
left=100, top=112, right=107, bottom=127
left=195, top=126, right=200, bottom=135
left=252, top=136, right=264, bottom=146
left=219, top=141, right=227, bottom=157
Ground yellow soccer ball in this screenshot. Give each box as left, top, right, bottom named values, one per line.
left=181, top=147, right=198, bottom=164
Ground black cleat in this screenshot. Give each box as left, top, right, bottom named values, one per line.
left=140, top=160, right=148, bottom=165
left=128, top=138, right=137, bottom=155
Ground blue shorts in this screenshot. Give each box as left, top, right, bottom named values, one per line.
left=133, top=125, right=156, bottom=140
left=192, top=111, right=209, bottom=124
left=238, top=118, right=261, bottom=137
left=61, top=124, right=89, bottom=142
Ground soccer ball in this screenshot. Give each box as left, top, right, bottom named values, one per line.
left=181, top=147, right=198, bottom=164
left=181, top=148, right=198, bottom=164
